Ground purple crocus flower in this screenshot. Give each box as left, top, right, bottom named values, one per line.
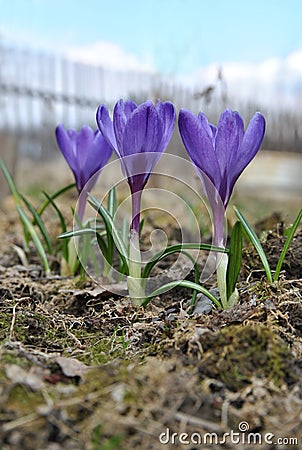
left=96, top=99, right=176, bottom=233
left=178, top=109, right=265, bottom=245
left=55, top=125, right=112, bottom=220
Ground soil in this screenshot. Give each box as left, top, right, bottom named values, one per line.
left=0, top=192, right=302, bottom=450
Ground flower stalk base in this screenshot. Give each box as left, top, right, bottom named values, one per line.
left=217, top=253, right=239, bottom=309
left=127, top=230, right=145, bottom=305
left=217, top=253, right=228, bottom=309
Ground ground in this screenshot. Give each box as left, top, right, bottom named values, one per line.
left=0, top=173, right=301, bottom=450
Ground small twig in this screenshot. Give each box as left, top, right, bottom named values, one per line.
left=2, top=413, right=38, bottom=432
left=10, top=297, right=31, bottom=340
left=67, top=329, right=85, bottom=349
left=221, top=399, right=230, bottom=428
left=10, top=303, right=18, bottom=340
left=174, top=411, right=225, bottom=434
left=61, top=321, right=86, bottom=349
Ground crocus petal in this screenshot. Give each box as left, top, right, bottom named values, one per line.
left=66, top=128, right=78, bottom=144
left=213, top=110, right=244, bottom=204
left=120, top=103, right=163, bottom=188
left=235, top=112, right=265, bottom=171
left=113, top=99, right=137, bottom=155
left=56, top=123, right=113, bottom=196
left=209, top=123, right=217, bottom=140
left=122, top=101, right=163, bottom=157
left=197, top=112, right=216, bottom=142
left=156, top=100, right=176, bottom=153
left=76, top=127, right=112, bottom=193
left=76, top=125, right=95, bottom=171
left=97, top=98, right=176, bottom=232
left=178, top=109, right=221, bottom=188
left=227, top=112, right=265, bottom=197
left=96, top=104, right=118, bottom=154
left=214, top=110, right=244, bottom=177
left=55, top=125, right=78, bottom=174
left=83, top=131, right=112, bottom=187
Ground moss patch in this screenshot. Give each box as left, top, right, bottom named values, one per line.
left=195, top=323, right=296, bottom=390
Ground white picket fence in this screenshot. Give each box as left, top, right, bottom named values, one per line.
left=0, top=42, right=301, bottom=166
left=0, top=43, right=198, bottom=134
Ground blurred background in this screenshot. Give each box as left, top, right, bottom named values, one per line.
left=0, top=0, right=301, bottom=221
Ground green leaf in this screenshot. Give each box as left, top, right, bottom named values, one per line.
left=141, top=246, right=200, bottom=308
left=58, top=227, right=111, bottom=274
left=226, top=221, right=242, bottom=300
left=107, top=186, right=117, bottom=217
left=99, top=191, right=116, bottom=266
left=96, top=232, right=109, bottom=260
left=17, top=206, right=50, bottom=275
left=118, top=218, right=130, bottom=277
left=58, top=228, right=97, bottom=239
left=73, top=209, right=83, bottom=229
left=78, top=231, right=92, bottom=276
left=20, top=193, right=52, bottom=254
left=142, top=242, right=227, bottom=279
left=234, top=206, right=273, bottom=283
left=141, top=280, right=222, bottom=308
left=142, top=247, right=198, bottom=279
left=120, top=217, right=130, bottom=247
left=274, top=208, right=302, bottom=281
left=106, top=187, right=117, bottom=267
left=88, top=193, right=129, bottom=271
left=139, top=218, right=145, bottom=235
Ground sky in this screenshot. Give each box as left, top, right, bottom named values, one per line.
left=1, top=0, right=302, bottom=108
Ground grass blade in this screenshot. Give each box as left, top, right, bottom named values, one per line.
left=43, top=191, right=69, bottom=260
left=141, top=280, right=222, bottom=308
left=274, top=208, right=302, bottom=281
left=0, top=159, right=30, bottom=248
left=36, top=183, right=76, bottom=217
left=226, top=221, right=242, bottom=300
left=43, top=192, right=67, bottom=234
left=234, top=206, right=273, bottom=283
left=0, top=158, right=21, bottom=206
